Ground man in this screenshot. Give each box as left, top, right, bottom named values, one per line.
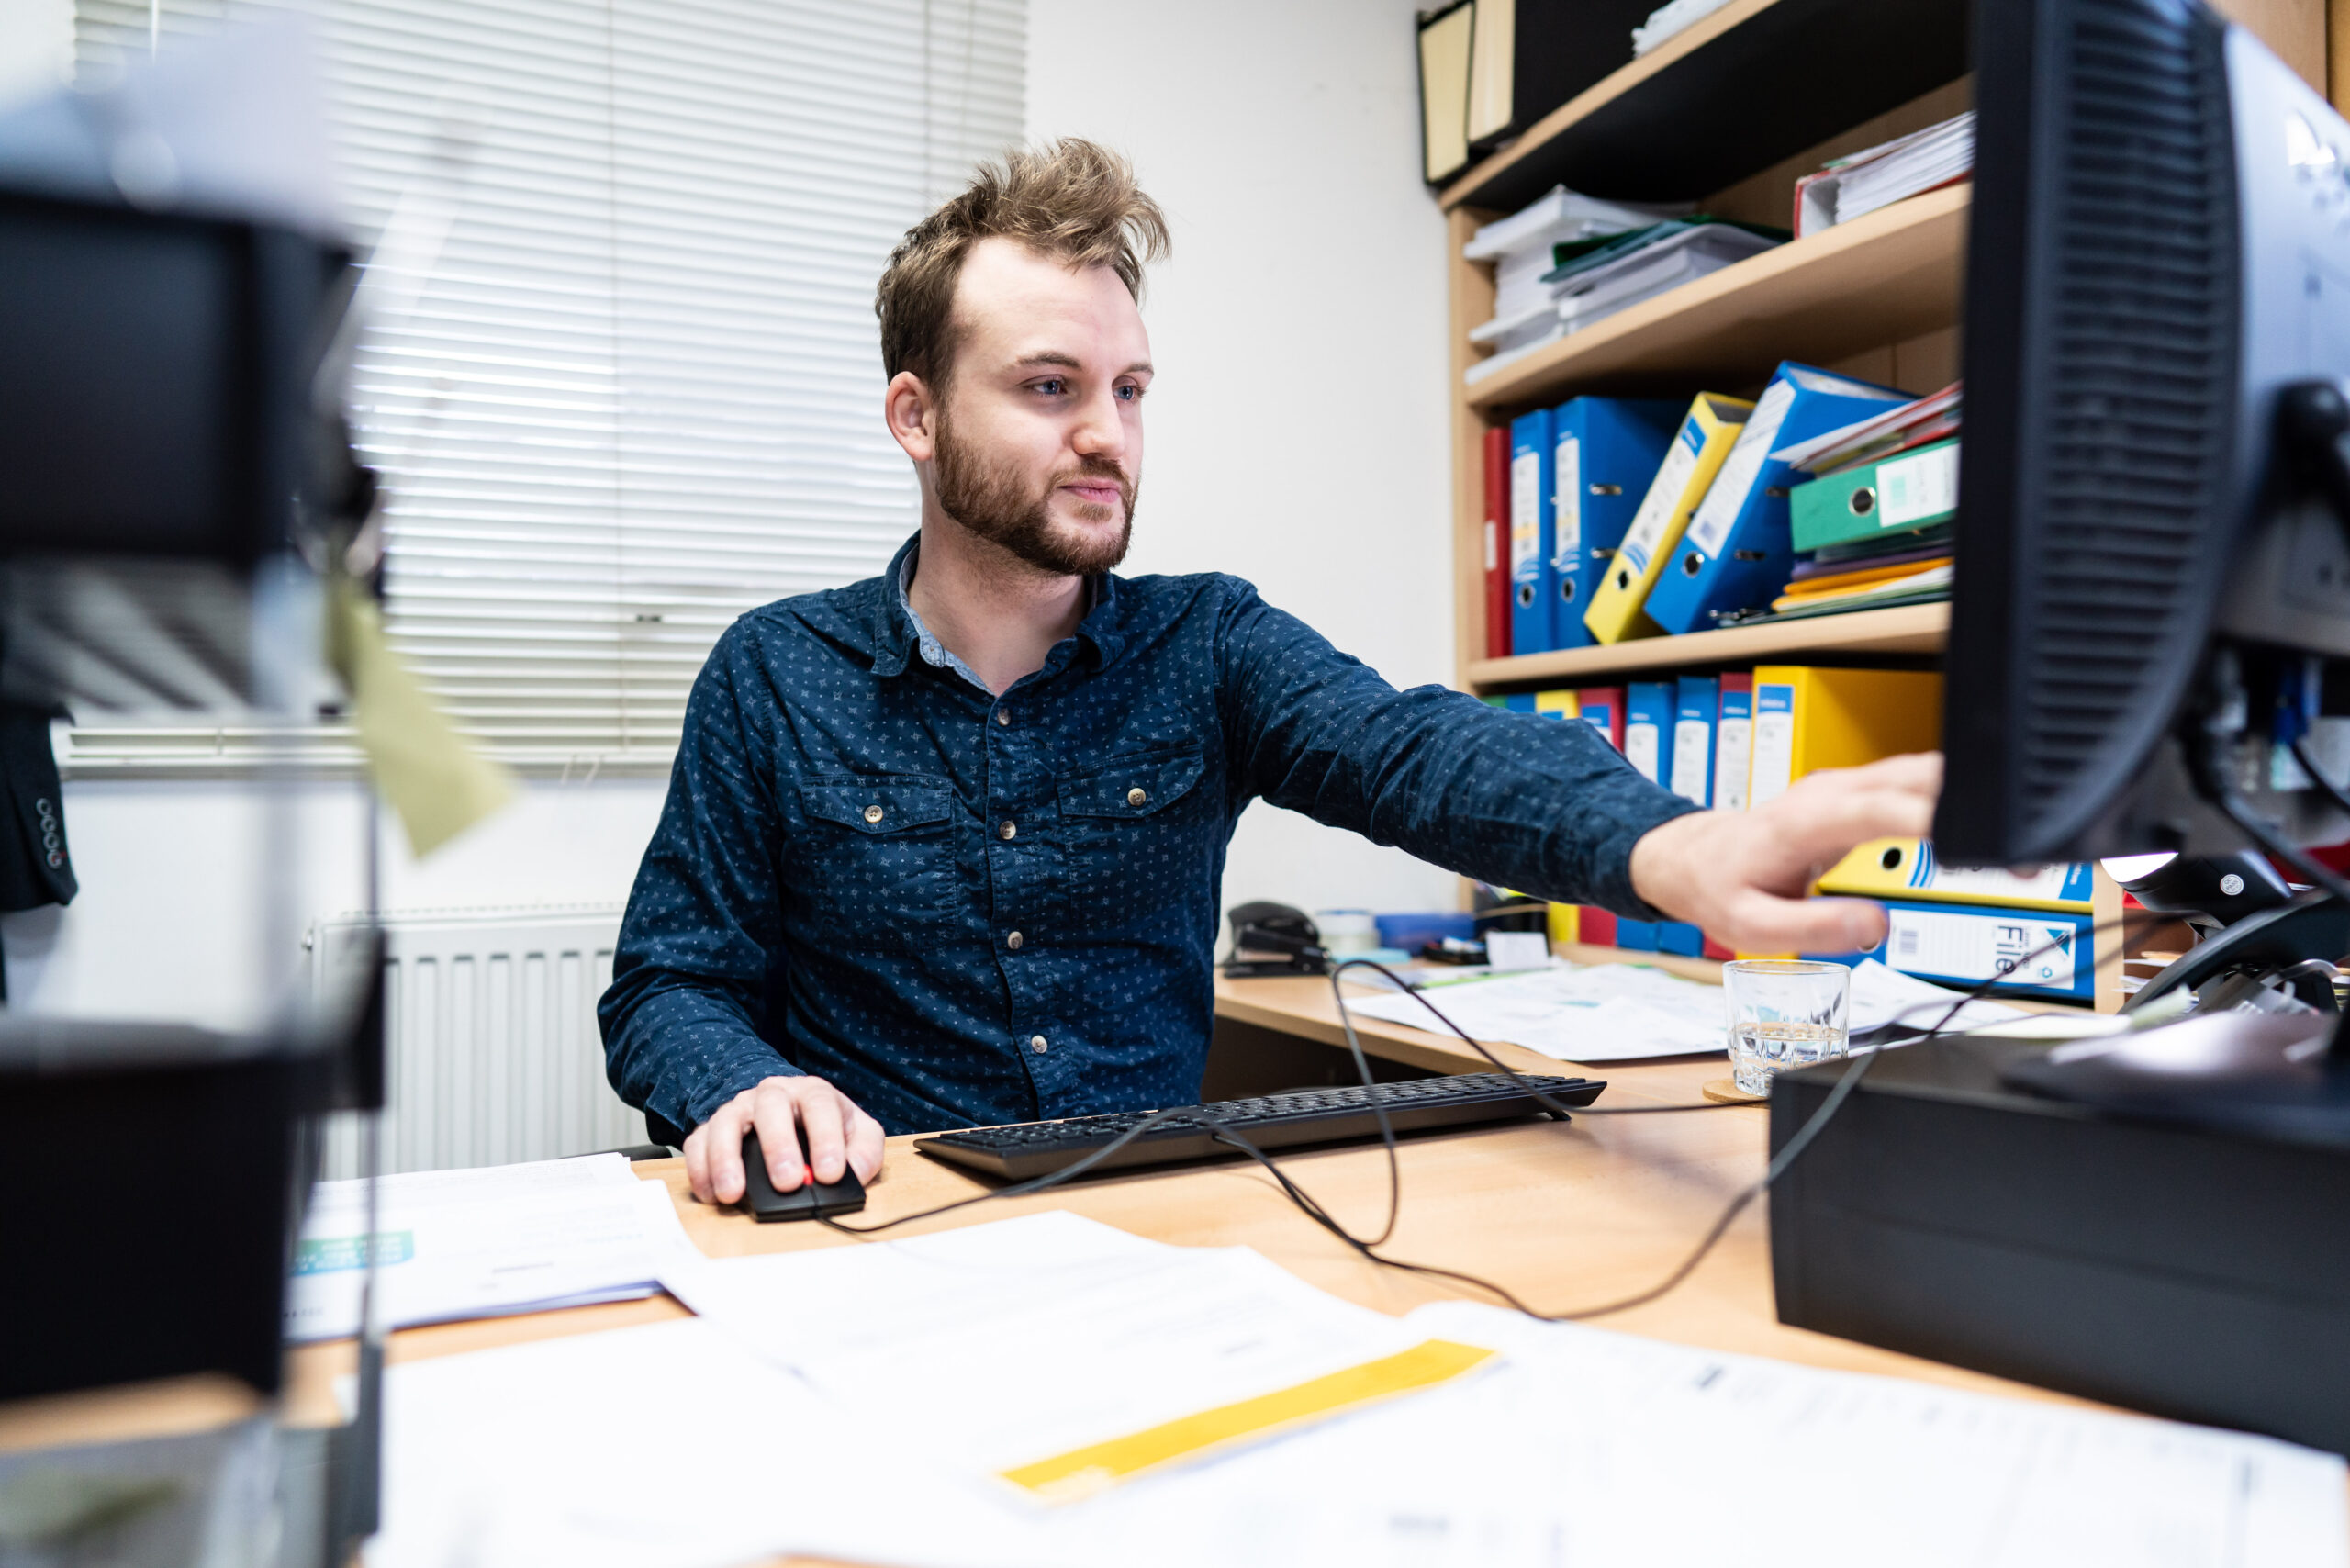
left=598, top=140, right=1938, bottom=1207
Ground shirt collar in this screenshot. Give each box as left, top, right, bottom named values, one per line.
left=868, top=531, right=1128, bottom=681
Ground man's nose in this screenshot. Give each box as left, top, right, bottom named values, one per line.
left=1069, top=385, right=1127, bottom=463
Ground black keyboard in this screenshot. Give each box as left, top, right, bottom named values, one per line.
left=913, top=1072, right=1606, bottom=1181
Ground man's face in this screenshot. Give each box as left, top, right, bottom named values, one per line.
left=925, top=237, right=1152, bottom=576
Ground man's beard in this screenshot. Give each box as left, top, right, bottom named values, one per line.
left=932, top=409, right=1136, bottom=577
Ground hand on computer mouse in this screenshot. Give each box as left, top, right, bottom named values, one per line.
left=684, top=1073, right=885, bottom=1204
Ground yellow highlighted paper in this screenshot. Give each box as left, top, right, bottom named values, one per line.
left=999, top=1338, right=1497, bottom=1503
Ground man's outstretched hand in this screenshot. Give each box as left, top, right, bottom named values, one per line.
left=1628, top=752, right=1942, bottom=956
left=684, top=1074, right=886, bottom=1205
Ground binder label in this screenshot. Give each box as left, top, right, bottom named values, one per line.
left=1714, top=715, right=1752, bottom=812
left=1685, top=378, right=1795, bottom=559
left=1511, top=449, right=1542, bottom=582
left=1618, top=427, right=1702, bottom=574
left=1878, top=442, right=1959, bottom=527
left=1749, top=684, right=1796, bottom=808
left=1624, top=721, right=1662, bottom=782
left=1670, top=719, right=1712, bottom=805
left=1553, top=435, right=1581, bottom=562
left=1887, top=907, right=2077, bottom=990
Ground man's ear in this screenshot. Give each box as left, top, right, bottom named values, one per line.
left=885, top=370, right=938, bottom=464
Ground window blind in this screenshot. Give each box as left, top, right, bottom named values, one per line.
left=66, top=0, right=1024, bottom=774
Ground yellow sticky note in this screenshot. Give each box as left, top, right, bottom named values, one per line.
left=328, top=576, right=517, bottom=857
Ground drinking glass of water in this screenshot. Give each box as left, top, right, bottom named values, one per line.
left=1722, top=959, right=1851, bottom=1096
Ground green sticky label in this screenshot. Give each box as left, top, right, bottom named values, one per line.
left=294, top=1230, right=414, bottom=1274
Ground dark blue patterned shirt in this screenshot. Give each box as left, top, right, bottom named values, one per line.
left=598, top=534, right=1696, bottom=1138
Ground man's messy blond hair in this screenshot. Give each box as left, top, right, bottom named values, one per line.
left=876, top=139, right=1170, bottom=390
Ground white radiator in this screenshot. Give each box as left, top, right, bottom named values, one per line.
left=308, top=905, right=645, bottom=1177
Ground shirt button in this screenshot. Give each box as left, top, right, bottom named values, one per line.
left=1006, top=931, right=1024, bottom=950
left=863, top=803, right=884, bottom=823
left=995, top=710, right=1011, bottom=727
left=999, top=820, right=1017, bottom=840
left=1127, top=786, right=1147, bottom=808
left=1031, top=1035, right=1049, bottom=1053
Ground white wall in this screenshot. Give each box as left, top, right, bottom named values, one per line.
left=1025, top=0, right=1462, bottom=923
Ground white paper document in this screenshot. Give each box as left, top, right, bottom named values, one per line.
left=373, top=1228, right=2349, bottom=1568
left=1401, top=1300, right=2348, bottom=1568
left=1345, top=961, right=1730, bottom=1061
left=288, top=1155, right=695, bottom=1340
left=1847, top=956, right=2027, bottom=1034
left=666, top=1211, right=1491, bottom=1499
left=1344, top=958, right=2026, bottom=1062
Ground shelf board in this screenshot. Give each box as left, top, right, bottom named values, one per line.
left=1466, top=602, right=1949, bottom=690
left=1464, top=184, right=1969, bottom=414
left=1441, top=0, right=1970, bottom=213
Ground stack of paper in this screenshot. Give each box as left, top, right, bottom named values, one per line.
left=664, top=1212, right=1494, bottom=1503
left=1632, top=0, right=1737, bottom=55
left=1346, top=960, right=1731, bottom=1060
left=369, top=1211, right=2350, bottom=1568
left=1464, top=185, right=1688, bottom=374
left=1468, top=218, right=1784, bottom=386
left=1775, top=382, right=1963, bottom=476
left=1343, top=958, right=2020, bottom=1062
left=286, top=1154, right=697, bottom=1340
left=1796, top=111, right=1977, bottom=236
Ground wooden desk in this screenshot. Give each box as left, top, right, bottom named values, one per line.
left=33, top=974, right=2344, bottom=1560
left=283, top=1055, right=2077, bottom=1412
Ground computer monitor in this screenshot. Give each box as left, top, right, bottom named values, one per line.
left=1938, top=0, right=2350, bottom=868
left=1936, top=0, right=2350, bottom=1130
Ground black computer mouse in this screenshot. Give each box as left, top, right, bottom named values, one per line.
left=738, top=1127, right=867, bottom=1222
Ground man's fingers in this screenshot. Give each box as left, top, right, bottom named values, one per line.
left=799, top=1085, right=849, bottom=1185
left=751, top=1087, right=808, bottom=1193
left=1718, top=891, right=1888, bottom=957
left=845, top=1106, right=886, bottom=1184
left=684, top=1126, right=714, bottom=1204
left=1772, top=780, right=1937, bottom=859
left=704, top=1102, right=751, bottom=1206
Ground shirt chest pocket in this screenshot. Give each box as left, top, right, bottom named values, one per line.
left=1056, top=745, right=1214, bottom=927
left=796, top=778, right=960, bottom=946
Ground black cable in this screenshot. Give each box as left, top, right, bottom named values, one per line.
left=2197, top=727, right=2350, bottom=906
left=1317, top=932, right=2129, bottom=1319
left=816, top=916, right=2147, bottom=1325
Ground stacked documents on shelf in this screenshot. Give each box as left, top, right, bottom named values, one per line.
left=1465, top=185, right=1686, bottom=375
left=1718, top=382, right=1963, bottom=627
left=1631, top=0, right=1735, bottom=55
left=1796, top=110, right=1976, bottom=236
left=285, top=1153, right=695, bottom=1340
left=1777, top=380, right=1961, bottom=476
left=371, top=1214, right=2349, bottom=1568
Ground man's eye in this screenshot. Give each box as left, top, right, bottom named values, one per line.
left=1035, top=378, right=1066, bottom=396
left=1117, top=385, right=1142, bottom=402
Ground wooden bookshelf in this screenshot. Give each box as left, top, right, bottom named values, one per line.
left=1468, top=602, right=1948, bottom=692
left=1439, top=0, right=1972, bottom=212
left=1463, top=185, right=1969, bottom=415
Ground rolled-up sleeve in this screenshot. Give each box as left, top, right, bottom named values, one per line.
left=598, top=623, right=800, bottom=1137
left=1215, top=580, right=1698, bottom=917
